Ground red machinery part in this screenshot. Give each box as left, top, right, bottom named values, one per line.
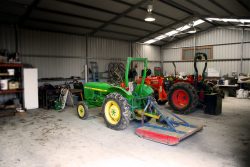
left=135, top=123, right=203, bottom=146
left=171, top=89, right=190, bottom=109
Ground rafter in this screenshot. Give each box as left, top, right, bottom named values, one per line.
left=208, top=0, right=234, bottom=16
left=28, top=18, right=141, bottom=38
left=160, top=0, right=218, bottom=26
left=236, top=0, right=250, bottom=13
left=160, top=26, right=216, bottom=47
left=135, top=16, right=193, bottom=42
left=36, top=7, right=152, bottom=33
left=56, top=0, right=164, bottom=28
left=18, top=0, right=41, bottom=24
left=91, top=0, right=149, bottom=35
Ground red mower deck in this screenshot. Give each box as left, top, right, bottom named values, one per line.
left=136, top=123, right=203, bottom=145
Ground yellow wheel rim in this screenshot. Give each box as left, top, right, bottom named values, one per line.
left=104, top=100, right=121, bottom=125
left=78, top=105, right=85, bottom=118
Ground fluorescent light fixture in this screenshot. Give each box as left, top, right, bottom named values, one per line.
left=187, top=30, right=197, bottom=34
left=222, top=18, right=239, bottom=22
left=155, top=35, right=167, bottom=40
left=176, top=25, right=191, bottom=31
left=207, top=18, right=250, bottom=24
left=144, top=39, right=157, bottom=44
left=143, top=19, right=205, bottom=44
left=207, top=18, right=222, bottom=22
left=165, top=30, right=178, bottom=36
left=193, top=19, right=205, bottom=26
left=240, top=19, right=250, bottom=23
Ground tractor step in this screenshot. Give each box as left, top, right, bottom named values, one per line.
left=136, top=123, right=203, bottom=145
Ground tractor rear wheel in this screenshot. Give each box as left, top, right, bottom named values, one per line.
left=168, top=82, right=198, bottom=114
left=77, top=102, right=89, bottom=120
left=102, top=93, right=130, bottom=130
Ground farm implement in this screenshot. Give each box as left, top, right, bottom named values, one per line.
left=77, top=57, right=202, bottom=145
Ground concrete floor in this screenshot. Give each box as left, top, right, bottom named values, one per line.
left=0, top=97, right=249, bottom=167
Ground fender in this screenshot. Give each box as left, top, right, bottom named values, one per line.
left=107, top=86, right=133, bottom=100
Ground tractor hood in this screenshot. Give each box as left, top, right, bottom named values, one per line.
left=84, top=82, right=112, bottom=92
left=134, top=84, right=154, bottom=97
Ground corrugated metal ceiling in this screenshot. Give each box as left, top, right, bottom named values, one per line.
left=0, top=0, right=249, bottom=46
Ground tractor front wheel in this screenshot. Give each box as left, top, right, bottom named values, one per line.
left=77, top=102, right=89, bottom=120
left=168, top=82, right=198, bottom=114
left=102, top=93, right=130, bottom=130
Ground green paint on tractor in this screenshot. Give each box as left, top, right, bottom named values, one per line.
left=82, top=57, right=154, bottom=112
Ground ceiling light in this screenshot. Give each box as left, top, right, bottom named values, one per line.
left=145, top=12, right=155, bottom=22
left=155, top=35, right=167, bottom=40
left=176, top=25, right=191, bottom=31
left=187, top=30, right=197, bottom=34
left=193, top=19, right=205, bottom=26
left=143, top=19, right=205, bottom=44
left=165, top=30, right=178, bottom=36
left=144, top=39, right=157, bottom=44
left=206, top=18, right=250, bottom=24
left=145, top=4, right=155, bottom=22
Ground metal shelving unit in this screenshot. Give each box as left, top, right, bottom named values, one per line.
left=0, top=63, right=23, bottom=117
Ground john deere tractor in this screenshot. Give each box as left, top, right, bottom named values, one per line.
left=77, top=57, right=203, bottom=145
left=77, top=57, right=156, bottom=130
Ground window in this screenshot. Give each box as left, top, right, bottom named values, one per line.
left=182, top=46, right=213, bottom=60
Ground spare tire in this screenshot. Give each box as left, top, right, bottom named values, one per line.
left=168, top=82, right=198, bottom=114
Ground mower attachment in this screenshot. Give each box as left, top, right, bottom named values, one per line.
left=135, top=98, right=203, bottom=145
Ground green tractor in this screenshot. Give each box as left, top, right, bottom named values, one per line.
left=77, top=57, right=155, bottom=130
left=77, top=57, right=202, bottom=145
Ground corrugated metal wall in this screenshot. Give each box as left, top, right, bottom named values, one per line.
left=88, top=37, right=130, bottom=72
left=0, top=24, right=15, bottom=51
left=161, top=27, right=250, bottom=76
left=0, top=24, right=161, bottom=79
left=19, top=29, right=86, bottom=78
left=132, top=43, right=161, bottom=73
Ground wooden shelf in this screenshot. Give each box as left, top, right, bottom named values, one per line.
left=0, top=63, right=23, bottom=68
left=0, top=73, right=10, bottom=77
left=0, top=89, right=23, bottom=94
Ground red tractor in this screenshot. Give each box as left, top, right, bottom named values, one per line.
left=138, top=53, right=222, bottom=114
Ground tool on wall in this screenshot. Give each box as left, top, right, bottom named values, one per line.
left=108, top=62, right=125, bottom=85
left=89, top=62, right=99, bottom=82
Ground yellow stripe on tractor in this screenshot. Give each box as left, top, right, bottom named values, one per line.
left=85, top=86, right=108, bottom=92
left=135, top=109, right=160, bottom=119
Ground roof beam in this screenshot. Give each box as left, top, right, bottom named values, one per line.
left=208, top=0, right=234, bottom=16
left=160, top=0, right=218, bottom=26
left=135, top=16, right=193, bottom=42
left=36, top=7, right=152, bottom=33
left=2, top=0, right=27, bottom=8
left=90, top=0, right=149, bottom=35
left=27, top=18, right=140, bottom=38
left=161, top=26, right=217, bottom=47
left=236, top=0, right=250, bottom=13
left=113, top=0, right=179, bottom=22
left=113, top=0, right=201, bottom=31
left=18, top=0, right=41, bottom=24
left=186, top=0, right=216, bottom=16
left=207, top=0, right=235, bottom=26
left=56, top=0, right=164, bottom=28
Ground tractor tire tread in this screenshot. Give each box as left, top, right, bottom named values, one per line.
left=168, top=82, right=198, bottom=114
left=77, top=102, right=89, bottom=120
left=103, top=93, right=130, bottom=130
